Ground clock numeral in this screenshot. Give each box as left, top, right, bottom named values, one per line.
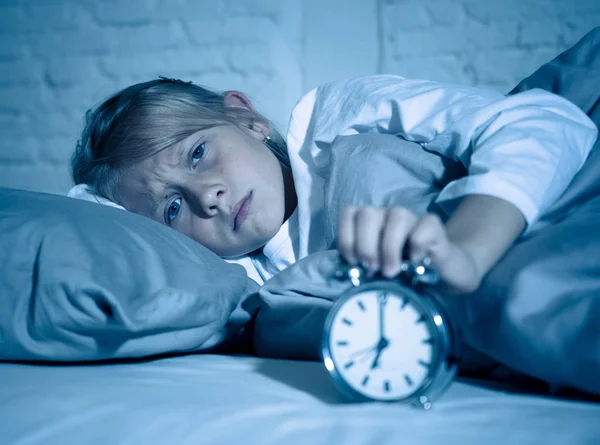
left=416, top=314, right=427, bottom=324
left=418, top=359, right=431, bottom=369
left=384, top=380, right=391, bottom=392
left=336, top=340, right=349, bottom=347
left=404, top=374, right=413, bottom=387
left=400, top=298, right=409, bottom=310
left=344, top=360, right=355, bottom=370
left=422, top=337, right=434, bottom=345
left=342, top=318, right=353, bottom=326
left=357, top=300, right=366, bottom=312
left=361, top=375, right=370, bottom=387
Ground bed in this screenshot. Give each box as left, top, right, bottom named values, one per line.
left=1, top=27, right=599, bottom=445
left=2, top=354, right=599, bottom=445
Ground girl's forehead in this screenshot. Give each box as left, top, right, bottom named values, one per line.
left=120, top=155, right=174, bottom=215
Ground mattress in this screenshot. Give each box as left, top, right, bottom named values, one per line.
left=1, top=354, right=599, bottom=445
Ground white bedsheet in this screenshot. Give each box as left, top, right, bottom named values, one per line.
left=1, top=354, right=599, bottom=445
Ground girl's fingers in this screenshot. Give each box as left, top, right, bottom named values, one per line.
left=380, top=207, right=418, bottom=278
left=354, top=207, right=386, bottom=272
left=408, top=213, right=449, bottom=264
left=338, top=208, right=449, bottom=279
left=338, top=207, right=359, bottom=264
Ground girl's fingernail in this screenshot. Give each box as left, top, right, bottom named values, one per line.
left=381, top=266, right=394, bottom=278
left=363, top=261, right=379, bottom=273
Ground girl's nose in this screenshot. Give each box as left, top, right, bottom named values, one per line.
left=187, top=182, right=228, bottom=217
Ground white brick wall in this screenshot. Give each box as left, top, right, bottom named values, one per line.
left=0, top=0, right=598, bottom=194
left=381, top=0, right=600, bottom=90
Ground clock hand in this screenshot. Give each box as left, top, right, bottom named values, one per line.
left=371, top=348, right=382, bottom=369
left=349, top=344, right=378, bottom=359
left=379, top=292, right=387, bottom=341
left=370, top=293, right=390, bottom=369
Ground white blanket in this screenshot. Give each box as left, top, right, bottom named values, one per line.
left=1, top=354, right=599, bottom=445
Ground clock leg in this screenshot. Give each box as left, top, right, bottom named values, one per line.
left=412, top=395, right=433, bottom=410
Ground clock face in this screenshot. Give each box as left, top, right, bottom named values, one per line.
left=324, top=287, right=436, bottom=401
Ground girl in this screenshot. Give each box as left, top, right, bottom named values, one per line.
left=69, top=75, right=598, bottom=291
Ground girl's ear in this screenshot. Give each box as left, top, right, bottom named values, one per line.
left=223, top=91, right=256, bottom=111
left=223, top=91, right=269, bottom=140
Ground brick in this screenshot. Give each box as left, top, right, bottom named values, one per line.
left=387, top=21, right=519, bottom=57
left=0, top=111, right=28, bottom=137
left=224, top=0, right=280, bottom=18
left=153, top=0, right=223, bottom=21
left=0, top=34, right=26, bottom=60
left=462, top=0, right=572, bottom=23
left=0, top=164, right=73, bottom=194
left=226, top=43, right=273, bottom=76
left=424, top=0, right=464, bottom=27
left=38, top=136, right=78, bottom=164
left=470, top=47, right=560, bottom=89
left=110, top=22, right=187, bottom=54
left=465, top=21, right=520, bottom=49
left=273, top=0, right=302, bottom=44
left=30, top=27, right=112, bottom=57
left=0, top=138, right=39, bottom=164
left=0, top=59, right=43, bottom=85
left=27, top=111, right=80, bottom=138
left=45, top=81, right=120, bottom=117
left=23, top=1, right=92, bottom=31
left=182, top=16, right=276, bottom=47
left=381, top=1, right=431, bottom=31
left=0, top=5, right=24, bottom=33
left=190, top=71, right=247, bottom=92
left=179, top=19, right=224, bottom=45
left=31, top=22, right=186, bottom=58
left=44, top=56, right=102, bottom=87
left=171, top=0, right=223, bottom=20
left=383, top=53, right=467, bottom=85
left=571, top=0, right=600, bottom=15
left=515, top=47, right=564, bottom=80
left=91, top=0, right=159, bottom=25
left=519, top=20, right=562, bottom=46
left=0, top=85, right=54, bottom=114
left=221, top=17, right=276, bottom=43
left=100, top=47, right=226, bottom=80
left=563, top=17, right=600, bottom=47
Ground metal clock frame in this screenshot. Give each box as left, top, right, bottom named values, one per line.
left=321, top=263, right=460, bottom=409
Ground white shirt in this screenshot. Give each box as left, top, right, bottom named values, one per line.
left=247, top=75, right=598, bottom=284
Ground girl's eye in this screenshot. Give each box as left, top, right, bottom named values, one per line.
left=191, top=143, right=205, bottom=167
left=165, top=198, right=181, bottom=224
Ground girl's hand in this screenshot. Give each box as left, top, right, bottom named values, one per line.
left=337, top=207, right=482, bottom=294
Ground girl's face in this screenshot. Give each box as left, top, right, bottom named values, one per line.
left=118, top=121, right=293, bottom=258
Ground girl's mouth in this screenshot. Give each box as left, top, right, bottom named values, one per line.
left=233, top=191, right=253, bottom=231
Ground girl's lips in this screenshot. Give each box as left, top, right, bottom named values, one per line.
left=233, top=191, right=253, bottom=231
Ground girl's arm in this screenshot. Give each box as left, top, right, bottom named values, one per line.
left=443, top=194, right=526, bottom=292
left=445, top=194, right=525, bottom=279
left=337, top=195, right=526, bottom=294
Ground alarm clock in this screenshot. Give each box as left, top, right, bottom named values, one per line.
left=321, top=258, right=459, bottom=409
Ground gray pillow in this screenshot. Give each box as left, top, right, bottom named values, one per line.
left=0, top=188, right=258, bottom=362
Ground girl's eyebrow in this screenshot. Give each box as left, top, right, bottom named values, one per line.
left=146, top=134, right=201, bottom=218
left=164, top=137, right=192, bottom=168
left=140, top=180, right=168, bottom=220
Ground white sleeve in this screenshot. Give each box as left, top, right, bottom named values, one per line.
left=297, top=75, right=598, bottom=227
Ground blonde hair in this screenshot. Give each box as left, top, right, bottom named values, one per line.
left=71, top=78, right=289, bottom=205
